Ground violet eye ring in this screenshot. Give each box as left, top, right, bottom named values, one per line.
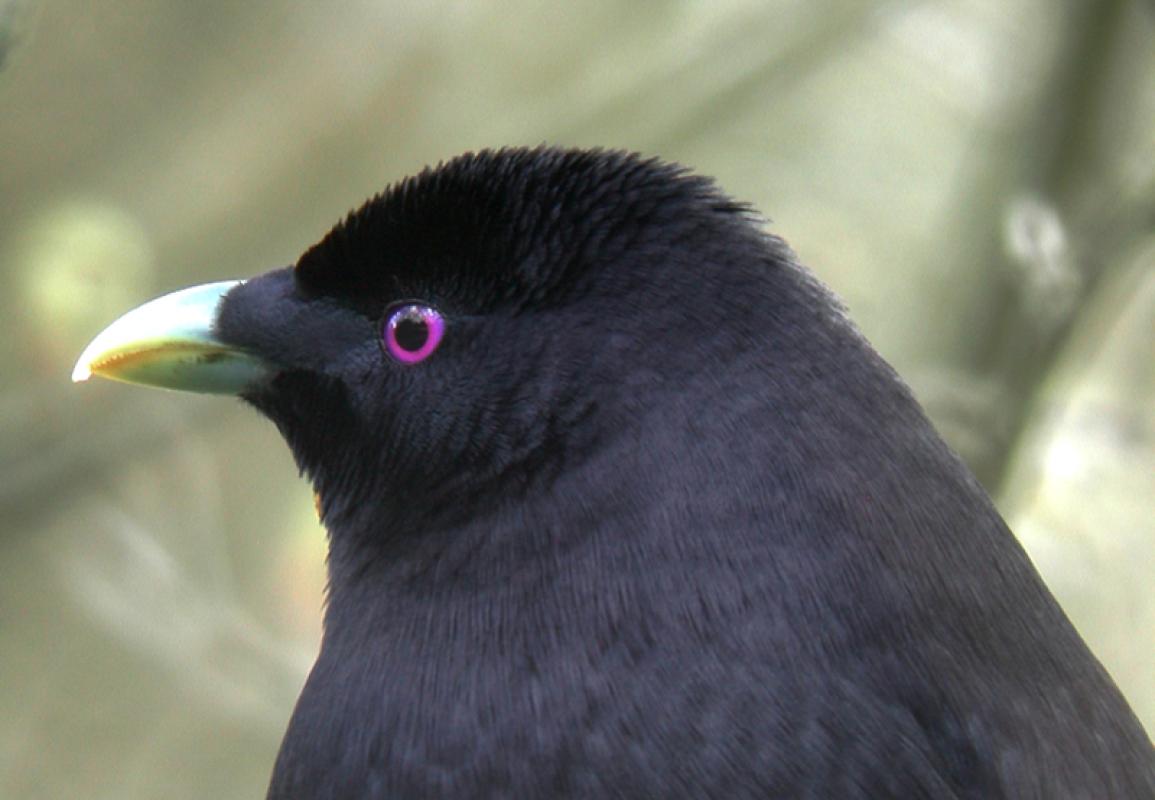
left=383, top=304, right=445, bottom=364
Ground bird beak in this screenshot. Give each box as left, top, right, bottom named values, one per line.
left=71, top=280, right=271, bottom=394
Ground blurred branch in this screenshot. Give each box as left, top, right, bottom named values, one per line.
left=654, top=3, right=897, bottom=151
left=989, top=0, right=1139, bottom=474
left=561, top=2, right=891, bottom=150
left=1028, top=0, right=1131, bottom=201
left=0, top=0, right=33, bottom=71
left=945, top=0, right=1141, bottom=489
left=60, top=505, right=310, bottom=728
left=0, top=385, right=218, bottom=530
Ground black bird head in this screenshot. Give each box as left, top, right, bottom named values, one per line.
left=73, top=147, right=1155, bottom=797
left=221, top=148, right=765, bottom=529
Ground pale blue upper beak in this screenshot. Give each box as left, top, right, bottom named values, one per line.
left=72, top=280, right=271, bottom=394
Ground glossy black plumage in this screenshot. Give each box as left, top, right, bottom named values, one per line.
left=213, top=147, right=1155, bottom=798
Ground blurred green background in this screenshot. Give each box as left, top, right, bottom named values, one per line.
left=2, top=0, right=1152, bottom=796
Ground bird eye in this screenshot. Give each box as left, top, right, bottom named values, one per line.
left=383, top=304, right=445, bottom=364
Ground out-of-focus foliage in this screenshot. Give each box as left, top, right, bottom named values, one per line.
left=1, top=1, right=1151, bottom=797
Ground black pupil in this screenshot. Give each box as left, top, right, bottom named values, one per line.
left=395, top=313, right=429, bottom=352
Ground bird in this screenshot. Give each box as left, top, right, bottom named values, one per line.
left=73, top=147, right=1155, bottom=798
